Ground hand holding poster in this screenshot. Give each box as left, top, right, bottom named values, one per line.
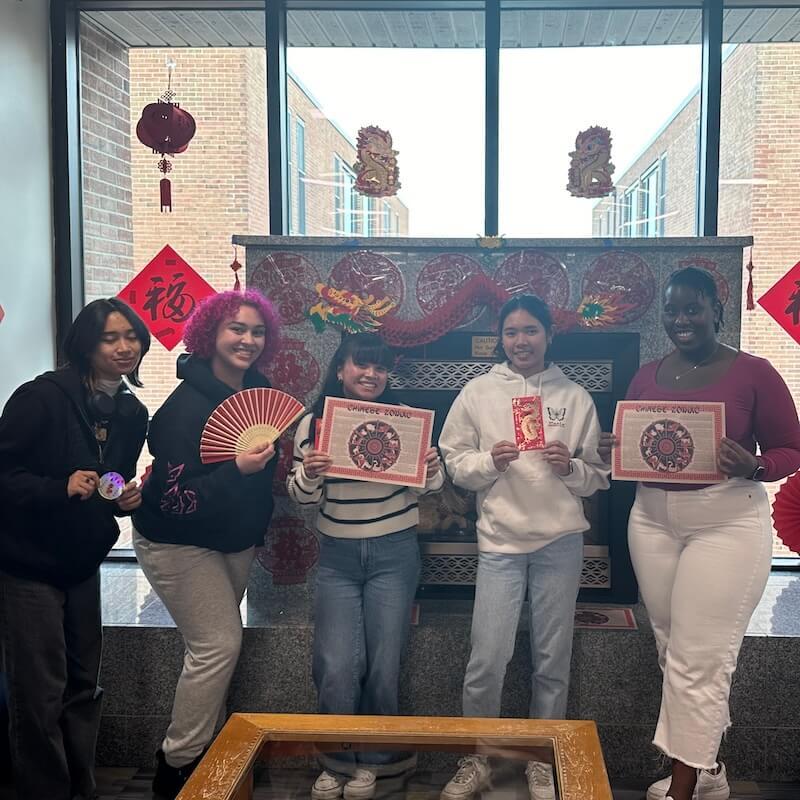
left=612, top=400, right=726, bottom=484
left=318, top=397, right=434, bottom=488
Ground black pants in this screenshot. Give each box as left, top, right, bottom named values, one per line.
left=0, top=570, right=103, bottom=800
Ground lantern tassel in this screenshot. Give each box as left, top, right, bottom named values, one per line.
left=230, top=254, right=243, bottom=292
left=746, top=249, right=755, bottom=310
left=160, top=177, right=172, bottom=212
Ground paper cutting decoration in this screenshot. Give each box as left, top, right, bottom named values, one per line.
left=249, top=252, right=321, bottom=326
left=134, top=64, right=196, bottom=212
left=329, top=252, right=404, bottom=312
left=582, top=252, right=656, bottom=325
left=308, top=283, right=396, bottom=335
left=199, top=388, right=305, bottom=464
left=267, top=339, right=321, bottom=403
left=757, top=259, right=800, bottom=347
left=416, top=254, right=485, bottom=328
left=772, top=472, right=800, bottom=554
left=495, top=251, right=571, bottom=309
left=118, top=245, right=216, bottom=350
left=566, top=126, right=614, bottom=198
left=353, top=126, right=400, bottom=197
left=257, top=517, right=319, bottom=585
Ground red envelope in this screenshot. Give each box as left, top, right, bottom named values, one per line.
left=512, top=396, right=546, bottom=451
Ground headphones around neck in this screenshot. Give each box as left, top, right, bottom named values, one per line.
left=87, top=384, right=140, bottom=422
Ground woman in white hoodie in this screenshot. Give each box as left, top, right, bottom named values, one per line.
left=438, top=294, right=609, bottom=800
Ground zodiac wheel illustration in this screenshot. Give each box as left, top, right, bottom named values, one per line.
left=640, top=419, right=694, bottom=473
left=348, top=421, right=401, bottom=471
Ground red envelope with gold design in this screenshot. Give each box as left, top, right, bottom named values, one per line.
left=512, top=396, right=546, bottom=451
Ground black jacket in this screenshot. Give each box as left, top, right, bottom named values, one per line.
left=0, top=367, right=148, bottom=588
left=133, top=355, right=276, bottom=552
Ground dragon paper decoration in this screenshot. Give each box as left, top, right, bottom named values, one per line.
left=353, top=126, right=400, bottom=198
left=567, top=126, right=615, bottom=199
left=308, top=283, right=397, bottom=335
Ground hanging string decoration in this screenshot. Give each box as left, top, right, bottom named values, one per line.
left=353, top=126, right=400, bottom=197
left=229, top=247, right=243, bottom=292
left=135, top=61, right=196, bottom=212
left=566, top=126, right=615, bottom=198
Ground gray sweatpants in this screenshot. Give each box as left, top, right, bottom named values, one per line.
left=133, top=532, right=254, bottom=767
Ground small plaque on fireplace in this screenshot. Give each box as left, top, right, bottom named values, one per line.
left=471, top=336, right=498, bottom=358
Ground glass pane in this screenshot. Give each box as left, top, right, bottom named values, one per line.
left=79, top=11, right=268, bottom=547
left=287, top=9, right=484, bottom=237
left=499, top=7, right=702, bottom=238
left=717, top=29, right=800, bottom=555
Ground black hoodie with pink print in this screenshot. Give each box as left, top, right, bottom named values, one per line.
left=133, top=354, right=276, bottom=552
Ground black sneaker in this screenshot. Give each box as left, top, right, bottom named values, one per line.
left=152, top=749, right=203, bottom=800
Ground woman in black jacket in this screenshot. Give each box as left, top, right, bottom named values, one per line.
left=132, top=289, right=281, bottom=800
left=0, top=298, right=150, bottom=800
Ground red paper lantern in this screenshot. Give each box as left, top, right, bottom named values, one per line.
left=135, top=87, right=196, bottom=212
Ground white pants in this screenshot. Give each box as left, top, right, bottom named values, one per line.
left=628, top=479, right=772, bottom=769
left=133, top=532, right=254, bottom=767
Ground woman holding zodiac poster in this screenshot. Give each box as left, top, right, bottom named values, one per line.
left=600, top=267, right=800, bottom=800
left=438, top=294, right=609, bottom=800
left=287, top=332, right=443, bottom=800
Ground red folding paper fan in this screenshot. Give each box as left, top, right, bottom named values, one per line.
left=773, top=472, right=800, bottom=554
left=200, top=388, right=305, bottom=464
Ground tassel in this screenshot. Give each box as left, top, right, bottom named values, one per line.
left=160, top=178, right=172, bottom=212
left=230, top=251, right=243, bottom=292
left=746, top=249, right=755, bottom=310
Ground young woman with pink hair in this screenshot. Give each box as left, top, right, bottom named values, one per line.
left=133, top=289, right=281, bottom=799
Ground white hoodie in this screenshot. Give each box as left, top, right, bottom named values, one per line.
left=439, top=362, right=609, bottom=554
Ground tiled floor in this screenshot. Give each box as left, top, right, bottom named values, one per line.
left=1, top=767, right=799, bottom=800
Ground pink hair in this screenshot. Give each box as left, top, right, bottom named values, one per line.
left=182, top=289, right=281, bottom=368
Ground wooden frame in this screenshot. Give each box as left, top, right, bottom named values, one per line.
left=178, top=714, right=612, bottom=800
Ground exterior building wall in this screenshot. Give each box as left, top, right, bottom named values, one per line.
left=80, top=23, right=134, bottom=303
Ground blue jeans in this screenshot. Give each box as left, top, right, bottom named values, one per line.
left=313, top=529, right=420, bottom=776
left=463, top=533, right=583, bottom=720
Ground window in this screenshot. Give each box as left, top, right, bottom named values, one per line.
left=295, top=117, right=306, bottom=235
left=639, top=161, right=660, bottom=237
left=333, top=156, right=362, bottom=236
left=287, top=10, right=483, bottom=236
left=383, top=201, right=391, bottom=236
left=288, top=111, right=294, bottom=234
left=500, top=7, right=700, bottom=236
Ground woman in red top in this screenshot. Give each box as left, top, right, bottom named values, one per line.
left=601, top=267, right=800, bottom=800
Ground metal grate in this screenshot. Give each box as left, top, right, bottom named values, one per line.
left=392, top=360, right=612, bottom=393
left=421, top=554, right=611, bottom=590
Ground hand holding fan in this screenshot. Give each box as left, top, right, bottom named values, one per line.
left=200, top=388, right=305, bottom=464
left=773, top=472, right=800, bottom=554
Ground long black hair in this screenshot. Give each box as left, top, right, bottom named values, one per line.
left=310, top=333, right=400, bottom=420
left=493, top=294, right=554, bottom=361
left=665, top=267, right=725, bottom=332
left=62, top=298, right=151, bottom=387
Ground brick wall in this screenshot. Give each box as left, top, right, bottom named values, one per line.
left=80, top=23, right=134, bottom=302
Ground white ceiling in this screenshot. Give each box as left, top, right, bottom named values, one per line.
left=81, top=6, right=800, bottom=48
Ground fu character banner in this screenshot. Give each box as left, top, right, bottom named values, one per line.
left=317, top=398, right=434, bottom=489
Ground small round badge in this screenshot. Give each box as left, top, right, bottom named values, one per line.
left=98, top=471, right=125, bottom=501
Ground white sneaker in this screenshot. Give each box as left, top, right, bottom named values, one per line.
left=525, top=761, right=556, bottom=800
left=646, top=762, right=730, bottom=800
left=343, top=769, right=377, bottom=800
left=440, top=756, right=491, bottom=800
left=312, top=771, right=346, bottom=800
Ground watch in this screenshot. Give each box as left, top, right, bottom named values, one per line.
left=750, top=460, right=766, bottom=481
